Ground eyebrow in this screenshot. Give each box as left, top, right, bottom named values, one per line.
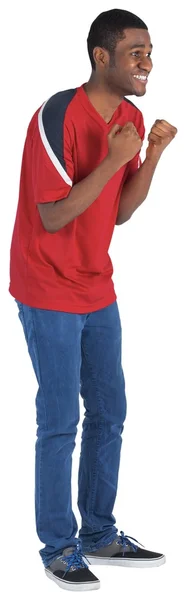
left=129, top=43, right=153, bottom=50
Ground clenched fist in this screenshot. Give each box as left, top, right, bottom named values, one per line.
left=146, top=119, right=177, bottom=162
left=107, top=122, right=143, bottom=169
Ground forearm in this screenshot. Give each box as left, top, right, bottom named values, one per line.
left=116, top=156, right=161, bottom=225
left=44, top=156, right=120, bottom=233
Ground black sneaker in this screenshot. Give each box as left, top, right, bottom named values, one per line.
left=45, top=543, right=100, bottom=591
left=84, top=530, right=166, bottom=568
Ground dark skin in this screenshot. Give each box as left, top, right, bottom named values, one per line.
left=37, top=27, right=177, bottom=230
left=84, top=28, right=154, bottom=120
left=84, top=27, right=177, bottom=153
left=84, top=28, right=177, bottom=222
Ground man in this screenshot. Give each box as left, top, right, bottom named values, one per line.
left=9, top=8, right=177, bottom=593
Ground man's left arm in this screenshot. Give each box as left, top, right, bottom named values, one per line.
left=116, top=119, right=178, bottom=225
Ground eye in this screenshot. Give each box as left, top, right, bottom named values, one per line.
left=131, top=51, right=152, bottom=58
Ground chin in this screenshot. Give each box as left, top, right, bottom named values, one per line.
left=134, top=86, right=147, bottom=97
left=126, top=87, right=147, bottom=97
left=136, top=91, right=146, bottom=97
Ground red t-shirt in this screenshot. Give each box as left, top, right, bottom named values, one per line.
left=9, top=83, right=145, bottom=313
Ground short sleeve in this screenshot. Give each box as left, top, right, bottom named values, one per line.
left=125, top=112, right=145, bottom=179
left=31, top=101, right=74, bottom=204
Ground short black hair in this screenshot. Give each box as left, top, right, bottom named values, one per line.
left=87, top=9, right=148, bottom=70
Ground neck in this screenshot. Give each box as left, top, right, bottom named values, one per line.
left=83, top=75, right=123, bottom=122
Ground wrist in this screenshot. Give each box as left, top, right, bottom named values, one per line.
left=105, top=154, right=126, bottom=173
left=145, top=152, right=162, bottom=166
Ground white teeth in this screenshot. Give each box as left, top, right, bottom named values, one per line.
left=133, top=75, right=147, bottom=80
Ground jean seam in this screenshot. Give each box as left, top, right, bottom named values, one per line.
left=80, top=343, right=96, bottom=530
left=17, top=303, right=46, bottom=533
left=89, top=376, right=104, bottom=522
left=81, top=333, right=105, bottom=530
left=38, top=437, right=43, bottom=535
left=30, top=307, right=47, bottom=429
left=29, top=308, right=47, bottom=533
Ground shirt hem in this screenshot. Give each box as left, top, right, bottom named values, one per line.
left=9, top=286, right=117, bottom=314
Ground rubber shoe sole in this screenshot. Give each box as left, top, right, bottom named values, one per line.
left=45, top=567, right=100, bottom=591
left=85, top=554, right=166, bottom=568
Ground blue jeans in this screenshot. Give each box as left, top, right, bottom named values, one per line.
left=15, top=299, right=127, bottom=567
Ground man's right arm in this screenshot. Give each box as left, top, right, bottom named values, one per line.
left=37, top=156, right=120, bottom=233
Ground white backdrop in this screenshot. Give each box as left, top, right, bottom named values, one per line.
left=2, top=0, right=185, bottom=598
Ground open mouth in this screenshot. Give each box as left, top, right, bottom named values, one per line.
left=133, top=75, right=148, bottom=85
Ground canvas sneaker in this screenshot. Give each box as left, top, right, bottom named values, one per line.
left=84, top=530, right=166, bottom=568
left=45, top=543, right=100, bottom=591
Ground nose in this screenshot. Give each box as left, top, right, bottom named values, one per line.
left=139, top=56, right=152, bottom=73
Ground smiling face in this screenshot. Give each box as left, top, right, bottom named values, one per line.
left=93, top=28, right=153, bottom=97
